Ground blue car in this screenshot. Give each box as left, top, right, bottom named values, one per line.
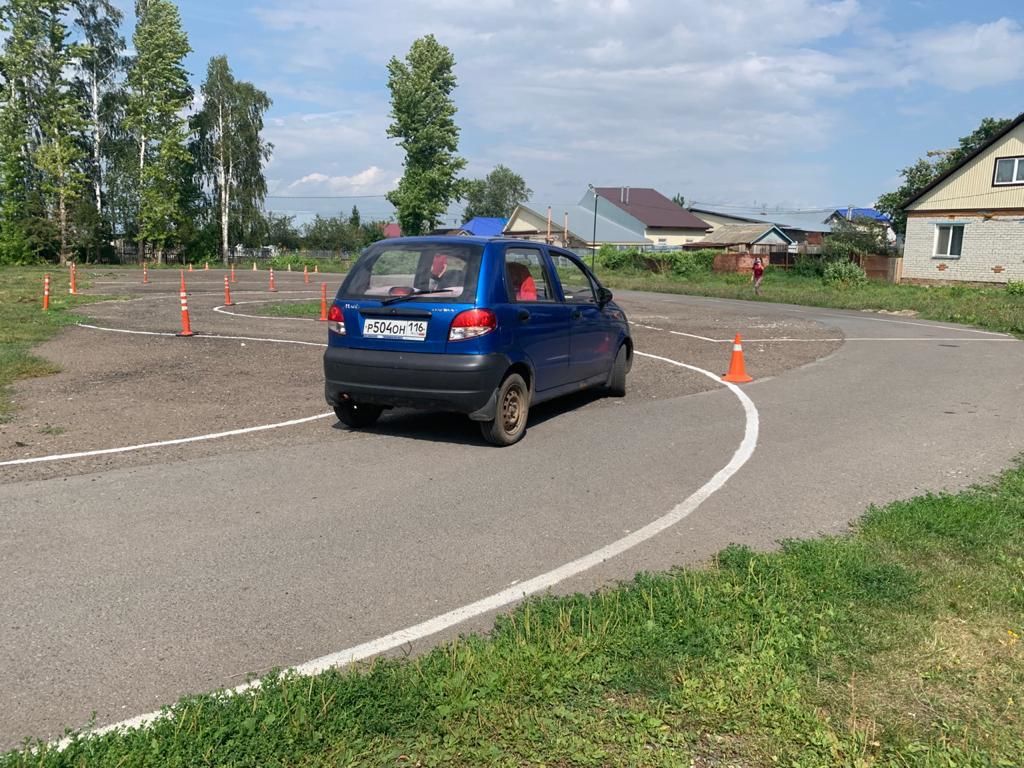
left=323, top=236, right=632, bottom=445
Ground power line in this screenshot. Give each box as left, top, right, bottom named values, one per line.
left=265, top=194, right=392, bottom=200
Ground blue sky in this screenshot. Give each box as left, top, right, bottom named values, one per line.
left=132, top=0, right=1024, bottom=224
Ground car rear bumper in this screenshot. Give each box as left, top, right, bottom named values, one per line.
left=324, top=346, right=510, bottom=419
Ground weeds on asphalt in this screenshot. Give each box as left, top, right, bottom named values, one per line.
left=5, top=463, right=1022, bottom=766
left=598, top=269, right=1024, bottom=336
left=0, top=267, right=108, bottom=421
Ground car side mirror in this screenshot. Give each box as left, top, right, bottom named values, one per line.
left=597, top=287, right=613, bottom=307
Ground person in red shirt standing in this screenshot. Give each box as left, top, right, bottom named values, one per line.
left=751, top=256, right=765, bottom=296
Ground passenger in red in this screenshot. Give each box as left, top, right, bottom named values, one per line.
left=506, top=262, right=537, bottom=301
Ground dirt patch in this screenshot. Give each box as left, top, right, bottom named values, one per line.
left=0, top=269, right=841, bottom=483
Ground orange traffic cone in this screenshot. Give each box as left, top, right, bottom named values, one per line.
left=188, top=263, right=193, bottom=272
left=314, top=264, right=319, bottom=274
left=204, top=261, right=209, bottom=271
left=69, top=263, right=77, bottom=295
left=287, top=263, right=292, bottom=271
left=722, top=334, right=753, bottom=383
left=303, top=265, right=309, bottom=284
left=319, top=283, right=328, bottom=321
left=230, top=264, right=236, bottom=283
left=269, top=267, right=278, bottom=292
left=177, top=276, right=194, bottom=337
left=223, top=275, right=233, bottom=306
left=252, top=261, right=257, bottom=271
left=43, top=273, right=51, bottom=311
left=143, top=263, right=149, bottom=284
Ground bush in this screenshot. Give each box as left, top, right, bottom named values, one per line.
left=669, top=248, right=715, bottom=278
left=1007, top=280, right=1024, bottom=296
left=598, top=246, right=644, bottom=272
left=822, top=258, right=867, bottom=288
left=793, top=254, right=825, bottom=277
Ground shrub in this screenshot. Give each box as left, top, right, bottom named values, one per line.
left=669, top=248, right=715, bottom=278
left=1007, top=280, right=1024, bottom=296
left=598, top=246, right=644, bottom=272
left=822, top=258, right=867, bottom=288
left=793, top=254, right=825, bottom=277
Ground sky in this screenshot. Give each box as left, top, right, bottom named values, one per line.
left=126, top=0, right=1024, bottom=225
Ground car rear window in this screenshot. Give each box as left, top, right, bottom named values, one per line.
left=339, top=243, right=483, bottom=303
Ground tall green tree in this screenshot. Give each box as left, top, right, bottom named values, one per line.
left=877, top=116, right=1013, bottom=234
left=35, top=0, right=87, bottom=264
left=73, top=0, right=124, bottom=230
left=462, top=164, right=531, bottom=220
left=385, top=35, right=465, bottom=236
left=125, top=0, right=191, bottom=262
left=0, top=0, right=50, bottom=262
left=191, top=56, right=272, bottom=264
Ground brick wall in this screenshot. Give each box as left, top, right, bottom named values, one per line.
left=903, top=214, right=1024, bottom=284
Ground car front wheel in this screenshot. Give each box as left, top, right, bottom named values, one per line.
left=480, top=373, right=529, bottom=446
left=334, top=402, right=383, bottom=429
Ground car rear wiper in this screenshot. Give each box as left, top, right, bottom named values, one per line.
left=381, top=288, right=456, bottom=305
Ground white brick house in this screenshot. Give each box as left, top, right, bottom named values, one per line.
left=902, top=113, right=1024, bottom=284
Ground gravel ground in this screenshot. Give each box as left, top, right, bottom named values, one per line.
left=0, top=268, right=840, bottom=484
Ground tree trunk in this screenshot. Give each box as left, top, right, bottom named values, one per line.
left=58, top=191, right=68, bottom=266
left=218, top=102, right=229, bottom=265
left=92, top=65, right=102, bottom=217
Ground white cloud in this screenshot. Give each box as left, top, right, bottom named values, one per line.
left=249, top=0, right=1024, bottom=209
left=286, top=166, right=391, bottom=195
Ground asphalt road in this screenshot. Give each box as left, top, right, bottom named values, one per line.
left=1, top=278, right=1022, bottom=748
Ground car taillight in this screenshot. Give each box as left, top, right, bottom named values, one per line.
left=327, top=305, right=345, bottom=335
left=449, top=308, right=496, bottom=341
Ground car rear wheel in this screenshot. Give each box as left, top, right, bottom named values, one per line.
left=334, top=402, right=383, bottom=429
left=606, top=344, right=628, bottom=397
left=480, top=373, right=529, bottom=446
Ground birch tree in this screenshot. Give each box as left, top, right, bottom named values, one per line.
left=192, top=55, right=272, bottom=264
left=124, top=0, right=191, bottom=262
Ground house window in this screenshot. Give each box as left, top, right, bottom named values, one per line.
left=934, top=224, right=964, bottom=258
left=993, top=156, right=1024, bottom=185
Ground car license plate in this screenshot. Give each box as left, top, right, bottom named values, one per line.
left=362, top=318, right=428, bottom=341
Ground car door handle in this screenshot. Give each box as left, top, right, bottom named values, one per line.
left=518, top=309, right=530, bottom=322
left=571, top=309, right=583, bottom=320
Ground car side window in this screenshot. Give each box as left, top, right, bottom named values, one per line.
left=504, top=248, right=553, bottom=303
left=556, top=254, right=597, bottom=304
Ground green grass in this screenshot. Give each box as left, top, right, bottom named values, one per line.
left=6, top=464, right=1022, bottom=766
left=596, top=268, right=1024, bottom=336
left=0, top=266, right=110, bottom=421
left=251, top=300, right=324, bottom=319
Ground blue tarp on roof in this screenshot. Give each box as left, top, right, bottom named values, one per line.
left=833, top=208, right=891, bottom=223
left=461, top=217, right=507, bottom=237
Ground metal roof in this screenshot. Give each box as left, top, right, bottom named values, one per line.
left=695, top=223, right=794, bottom=246
left=460, top=217, right=508, bottom=236
left=505, top=203, right=649, bottom=244
left=593, top=187, right=710, bottom=229
left=688, top=204, right=832, bottom=233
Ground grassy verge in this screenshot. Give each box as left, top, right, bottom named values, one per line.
left=7, top=464, right=1022, bottom=766
left=0, top=266, right=110, bottom=421
left=596, top=269, right=1024, bottom=336
left=249, top=300, right=323, bottom=319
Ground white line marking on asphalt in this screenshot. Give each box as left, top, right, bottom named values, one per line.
left=76, top=323, right=328, bottom=347
left=668, top=330, right=723, bottom=342
left=213, top=298, right=319, bottom=321
left=0, top=413, right=335, bottom=467
left=59, top=349, right=759, bottom=745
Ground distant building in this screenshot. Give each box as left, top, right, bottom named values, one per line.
left=687, top=204, right=831, bottom=245
left=381, top=222, right=401, bottom=238
left=503, top=202, right=650, bottom=249
left=902, top=112, right=1024, bottom=284
left=593, top=187, right=710, bottom=246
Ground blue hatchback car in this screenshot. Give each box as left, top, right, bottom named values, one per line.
left=323, top=236, right=632, bottom=445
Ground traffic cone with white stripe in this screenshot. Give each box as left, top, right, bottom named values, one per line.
left=177, top=272, right=194, bottom=337
left=230, top=264, right=236, bottom=283
left=188, top=263, right=193, bottom=272
left=69, top=263, right=77, bottom=295
left=268, top=267, right=278, bottom=292
left=252, top=261, right=257, bottom=271
left=319, top=283, right=328, bottom=321
left=303, top=265, right=309, bottom=284
left=43, top=273, right=50, bottom=311
left=143, top=263, right=149, bottom=284
left=204, top=261, right=209, bottom=271
left=722, top=334, right=753, bottom=383
left=224, top=274, right=234, bottom=306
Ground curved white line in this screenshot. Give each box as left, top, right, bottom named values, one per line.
left=0, top=413, right=335, bottom=467
left=76, top=323, right=328, bottom=347
left=58, top=349, right=759, bottom=744
left=213, top=297, right=320, bottom=321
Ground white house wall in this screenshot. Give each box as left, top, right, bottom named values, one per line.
left=902, top=213, right=1024, bottom=283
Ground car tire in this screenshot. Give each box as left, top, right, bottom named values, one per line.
left=606, top=344, right=628, bottom=397
left=334, top=402, right=383, bottom=429
left=480, top=373, right=529, bottom=446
